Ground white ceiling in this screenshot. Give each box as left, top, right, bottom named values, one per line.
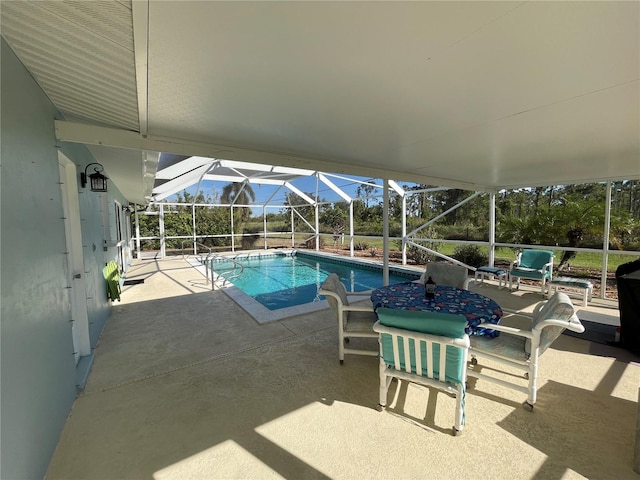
left=2, top=1, right=639, bottom=204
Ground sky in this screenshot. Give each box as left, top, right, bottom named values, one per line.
left=175, top=173, right=396, bottom=209
left=157, top=154, right=420, bottom=209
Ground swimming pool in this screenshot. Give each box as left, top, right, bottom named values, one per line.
left=199, top=250, right=420, bottom=322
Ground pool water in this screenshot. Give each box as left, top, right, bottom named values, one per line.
left=210, top=252, right=419, bottom=311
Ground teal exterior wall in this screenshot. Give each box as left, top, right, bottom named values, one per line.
left=0, top=38, right=121, bottom=479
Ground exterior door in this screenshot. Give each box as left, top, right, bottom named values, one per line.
left=58, top=153, right=91, bottom=364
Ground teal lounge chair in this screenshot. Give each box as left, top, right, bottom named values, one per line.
left=509, top=249, right=555, bottom=295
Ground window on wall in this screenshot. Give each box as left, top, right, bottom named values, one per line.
left=114, top=201, right=124, bottom=270
left=114, top=201, right=123, bottom=244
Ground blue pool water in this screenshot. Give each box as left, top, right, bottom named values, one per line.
left=210, top=252, right=419, bottom=311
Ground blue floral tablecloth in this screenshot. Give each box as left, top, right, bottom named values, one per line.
left=371, top=282, right=502, bottom=337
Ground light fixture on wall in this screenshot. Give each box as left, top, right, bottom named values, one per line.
left=80, top=163, right=108, bottom=192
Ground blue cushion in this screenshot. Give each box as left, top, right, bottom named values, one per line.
left=376, top=308, right=467, bottom=338
left=477, top=266, right=506, bottom=275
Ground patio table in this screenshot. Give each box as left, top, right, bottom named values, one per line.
left=371, top=282, right=503, bottom=337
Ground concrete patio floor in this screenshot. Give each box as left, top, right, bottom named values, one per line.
left=45, top=257, right=640, bottom=479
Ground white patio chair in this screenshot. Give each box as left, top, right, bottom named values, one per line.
left=318, top=273, right=378, bottom=364
left=467, top=292, right=584, bottom=410
left=373, top=308, right=470, bottom=436
left=419, top=262, right=471, bottom=290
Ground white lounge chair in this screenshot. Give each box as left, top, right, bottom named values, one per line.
left=467, top=292, right=584, bottom=410
left=318, top=273, right=378, bottom=364
left=419, top=262, right=471, bottom=290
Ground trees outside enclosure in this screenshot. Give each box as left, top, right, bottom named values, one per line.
left=282, top=192, right=316, bottom=232
left=221, top=182, right=255, bottom=223
left=496, top=182, right=639, bottom=254
left=135, top=191, right=231, bottom=253
left=136, top=180, right=639, bottom=271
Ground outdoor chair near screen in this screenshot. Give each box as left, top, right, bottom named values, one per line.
left=419, top=262, right=471, bottom=290
left=373, top=308, right=470, bottom=436
left=318, top=273, right=378, bottom=364
left=508, top=249, right=555, bottom=295
left=467, top=291, right=584, bottom=411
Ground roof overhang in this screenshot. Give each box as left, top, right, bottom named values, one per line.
left=2, top=1, right=638, bottom=204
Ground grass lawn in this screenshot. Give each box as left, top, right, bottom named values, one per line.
left=214, top=230, right=637, bottom=273
left=345, top=236, right=635, bottom=273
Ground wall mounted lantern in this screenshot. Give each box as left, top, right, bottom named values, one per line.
left=80, top=163, right=108, bottom=192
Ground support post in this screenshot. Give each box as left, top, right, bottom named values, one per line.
left=383, top=178, right=389, bottom=286
left=291, top=208, right=295, bottom=247
left=230, top=206, right=235, bottom=252
left=402, top=194, right=407, bottom=265
left=489, top=192, right=496, bottom=267
left=159, top=203, right=166, bottom=258
left=192, top=204, right=197, bottom=255
left=315, top=202, right=319, bottom=251
left=263, top=206, right=267, bottom=250
left=602, top=181, right=612, bottom=299
left=349, top=201, right=354, bottom=257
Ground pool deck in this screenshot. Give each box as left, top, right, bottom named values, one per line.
left=45, top=256, right=640, bottom=480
